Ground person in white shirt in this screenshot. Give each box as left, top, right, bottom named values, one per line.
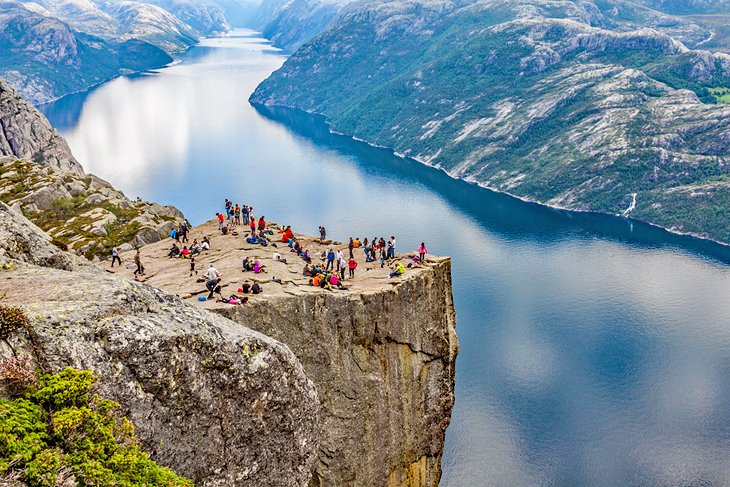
left=205, top=265, right=221, bottom=281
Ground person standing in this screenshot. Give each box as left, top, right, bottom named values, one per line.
left=133, top=249, right=143, bottom=277
left=339, top=256, right=348, bottom=281
left=347, top=257, right=358, bottom=278
left=388, top=236, right=396, bottom=259
left=348, top=237, right=354, bottom=259
left=319, top=226, right=326, bottom=242
left=180, top=222, right=189, bottom=243
left=418, top=242, right=427, bottom=263
left=326, top=248, right=335, bottom=271
left=379, top=246, right=386, bottom=268
left=217, top=213, right=225, bottom=229
left=258, top=216, right=266, bottom=233
left=111, top=247, right=122, bottom=267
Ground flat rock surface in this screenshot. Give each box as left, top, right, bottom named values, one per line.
left=103, top=218, right=445, bottom=308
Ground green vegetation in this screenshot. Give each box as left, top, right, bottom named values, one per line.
left=0, top=367, right=193, bottom=486
left=0, top=159, right=174, bottom=260
left=252, top=1, right=730, bottom=243
left=709, top=87, right=730, bottom=103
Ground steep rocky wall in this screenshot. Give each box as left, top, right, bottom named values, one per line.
left=0, top=78, right=81, bottom=174
left=0, top=204, right=321, bottom=487
left=218, top=259, right=458, bottom=486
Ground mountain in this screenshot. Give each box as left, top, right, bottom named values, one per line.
left=0, top=77, right=187, bottom=258
left=251, top=0, right=730, bottom=244
left=0, top=1, right=173, bottom=104
left=637, top=1, right=730, bottom=15
left=105, top=1, right=199, bottom=53
left=0, top=77, right=81, bottom=173
left=251, top=0, right=350, bottom=51
left=0, top=0, right=235, bottom=104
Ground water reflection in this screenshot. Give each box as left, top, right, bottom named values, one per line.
left=40, top=30, right=730, bottom=486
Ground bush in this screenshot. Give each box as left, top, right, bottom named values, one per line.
left=0, top=368, right=193, bottom=486
left=0, top=305, right=30, bottom=340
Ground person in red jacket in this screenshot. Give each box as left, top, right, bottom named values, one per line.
left=249, top=216, right=256, bottom=234
left=258, top=216, right=266, bottom=233
left=216, top=212, right=224, bottom=229
left=347, top=257, right=358, bottom=278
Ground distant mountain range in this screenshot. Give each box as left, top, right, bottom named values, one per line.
left=0, top=0, right=234, bottom=104
left=252, top=0, right=730, bottom=244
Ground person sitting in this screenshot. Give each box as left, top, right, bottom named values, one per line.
left=246, top=234, right=259, bottom=244
left=253, top=260, right=266, bottom=273
left=251, top=282, right=263, bottom=294
left=280, top=225, right=293, bottom=243
left=201, top=237, right=211, bottom=251
left=353, top=238, right=360, bottom=248
left=190, top=239, right=202, bottom=255
left=168, top=243, right=180, bottom=258
left=242, top=257, right=254, bottom=272
left=292, top=240, right=302, bottom=254
left=300, top=249, right=312, bottom=263
left=388, top=262, right=406, bottom=278
left=180, top=246, right=190, bottom=259
left=329, top=272, right=348, bottom=290
left=241, top=280, right=252, bottom=294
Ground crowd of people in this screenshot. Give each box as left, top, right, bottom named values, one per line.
left=112, top=197, right=429, bottom=305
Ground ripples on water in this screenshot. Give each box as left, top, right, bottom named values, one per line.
left=41, top=30, right=730, bottom=486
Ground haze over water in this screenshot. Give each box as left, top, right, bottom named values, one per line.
left=41, top=30, right=730, bottom=486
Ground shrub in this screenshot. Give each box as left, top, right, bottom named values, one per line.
left=0, top=368, right=193, bottom=486
left=0, top=305, right=30, bottom=340
left=0, top=355, right=38, bottom=396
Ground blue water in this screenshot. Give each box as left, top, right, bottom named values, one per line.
left=41, top=30, right=730, bottom=486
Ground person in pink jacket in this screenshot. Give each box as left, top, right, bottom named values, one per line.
left=418, top=242, right=427, bottom=263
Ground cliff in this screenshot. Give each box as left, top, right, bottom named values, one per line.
left=250, top=0, right=730, bottom=245
left=0, top=78, right=81, bottom=174
left=108, top=218, right=459, bottom=486
left=0, top=78, right=187, bottom=259
left=0, top=201, right=321, bottom=486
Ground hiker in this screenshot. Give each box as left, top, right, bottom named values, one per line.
left=201, top=237, right=210, bottom=251
left=168, top=243, right=180, bottom=258
left=205, top=264, right=221, bottom=281
left=347, top=257, right=358, bottom=278
left=252, top=282, right=263, bottom=294
left=339, top=257, right=348, bottom=281
left=181, top=246, right=190, bottom=259
left=249, top=216, right=256, bottom=235
left=379, top=246, right=386, bottom=268
left=133, top=250, right=143, bottom=277
left=326, top=248, right=335, bottom=271
left=354, top=237, right=360, bottom=248
left=190, top=256, right=197, bottom=277
left=111, top=247, right=121, bottom=267
left=388, top=236, right=396, bottom=259
left=301, top=249, right=312, bottom=264
left=180, top=223, right=189, bottom=243
left=336, top=249, right=345, bottom=270
left=319, top=226, right=326, bottom=242
left=419, top=242, right=427, bottom=263
left=348, top=237, right=354, bottom=259
left=217, top=213, right=225, bottom=229
left=206, top=277, right=222, bottom=300
left=253, top=260, right=266, bottom=273
left=242, top=205, right=250, bottom=225
left=258, top=216, right=266, bottom=233
left=389, top=261, right=405, bottom=278
left=190, top=239, right=202, bottom=255
left=241, top=280, right=251, bottom=294
left=170, top=227, right=178, bottom=242
left=242, top=257, right=254, bottom=272
left=234, top=204, right=240, bottom=225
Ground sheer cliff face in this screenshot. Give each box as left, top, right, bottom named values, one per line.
left=0, top=78, right=81, bottom=174
left=220, top=258, right=458, bottom=486
left=0, top=202, right=321, bottom=487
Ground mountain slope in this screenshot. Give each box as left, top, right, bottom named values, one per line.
left=251, top=0, right=730, bottom=244
left=0, top=1, right=173, bottom=104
